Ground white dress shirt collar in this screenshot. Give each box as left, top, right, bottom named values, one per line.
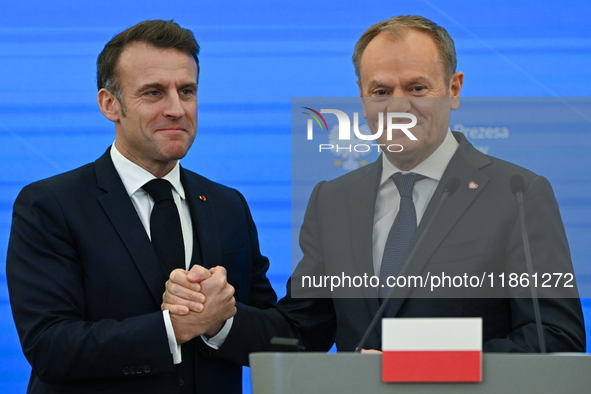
left=110, top=142, right=185, bottom=200
left=380, top=129, right=459, bottom=184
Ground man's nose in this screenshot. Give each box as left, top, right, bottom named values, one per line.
left=386, top=95, right=412, bottom=113
left=163, top=92, right=186, bottom=119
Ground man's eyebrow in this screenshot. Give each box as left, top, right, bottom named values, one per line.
left=178, top=82, right=198, bottom=90
left=136, top=82, right=198, bottom=93
left=136, top=82, right=165, bottom=93
left=404, top=76, right=431, bottom=85
left=367, top=79, right=388, bottom=90
left=367, top=76, right=431, bottom=90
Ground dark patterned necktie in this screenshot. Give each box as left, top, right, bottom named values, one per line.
left=379, top=172, right=426, bottom=315
left=142, top=179, right=185, bottom=274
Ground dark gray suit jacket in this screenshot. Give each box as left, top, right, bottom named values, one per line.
left=215, top=132, right=585, bottom=365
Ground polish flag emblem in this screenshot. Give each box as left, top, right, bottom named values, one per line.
left=382, top=318, right=482, bottom=382
left=468, top=181, right=478, bottom=189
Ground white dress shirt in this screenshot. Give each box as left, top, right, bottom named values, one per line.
left=372, top=130, right=459, bottom=277
left=110, top=142, right=232, bottom=364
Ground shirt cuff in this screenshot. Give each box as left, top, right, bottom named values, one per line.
left=201, top=316, right=234, bottom=350
left=163, top=310, right=182, bottom=364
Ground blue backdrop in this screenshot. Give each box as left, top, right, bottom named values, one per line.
left=0, top=1, right=589, bottom=392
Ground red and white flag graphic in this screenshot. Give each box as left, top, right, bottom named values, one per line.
left=382, top=318, right=482, bottom=382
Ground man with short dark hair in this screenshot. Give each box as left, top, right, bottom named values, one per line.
left=163, top=15, right=585, bottom=360
left=6, top=19, right=276, bottom=393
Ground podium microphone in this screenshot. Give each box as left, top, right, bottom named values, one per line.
left=511, top=174, right=546, bottom=353
left=355, top=176, right=460, bottom=353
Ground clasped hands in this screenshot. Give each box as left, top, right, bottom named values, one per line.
left=161, top=265, right=236, bottom=344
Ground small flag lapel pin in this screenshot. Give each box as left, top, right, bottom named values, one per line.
left=199, top=195, right=206, bottom=201
left=468, top=181, right=478, bottom=190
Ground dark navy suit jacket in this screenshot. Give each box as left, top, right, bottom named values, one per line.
left=7, top=148, right=277, bottom=393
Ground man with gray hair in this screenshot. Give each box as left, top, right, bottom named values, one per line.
left=163, top=15, right=585, bottom=360
left=7, top=19, right=277, bottom=393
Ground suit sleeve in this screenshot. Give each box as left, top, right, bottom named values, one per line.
left=233, top=190, right=278, bottom=310
left=212, top=182, right=336, bottom=366
left=484, top=175, right=585, bottom=352
left=6, top=183, right=175, bottom=384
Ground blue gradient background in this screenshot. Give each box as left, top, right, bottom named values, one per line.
left=0, top=1, right=589, bottom=392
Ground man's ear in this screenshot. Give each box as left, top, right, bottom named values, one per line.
left=357, top=78, right=367, bottom=119
left=98, top=88, right=122, bottom=121
left=449, top=71, right=464, bottom=110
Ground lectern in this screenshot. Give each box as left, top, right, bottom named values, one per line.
left=250, top=352, right=591, bottom=393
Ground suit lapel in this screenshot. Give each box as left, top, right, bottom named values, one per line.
left=345, top=158, right=384, bottom=336
left=94, top=149, right=165, bottom=305
left=180, top=168, right=222, bottom=270
left=346, top=158, right=382, bottom=278
left=387, top=133, right=492, bottom=316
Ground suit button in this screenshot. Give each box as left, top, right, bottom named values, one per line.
left=135, top=366, right=143, bottom=374
left=179, top=378, right=184, bottom=386
left=143, top=365, right=151, bottom=373
left=130, top=366, right=136, bottom=375
left=122, top=367, right=130, bottom=375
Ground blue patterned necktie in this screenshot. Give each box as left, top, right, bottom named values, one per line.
left=379, top=172, right=426, bottom=315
